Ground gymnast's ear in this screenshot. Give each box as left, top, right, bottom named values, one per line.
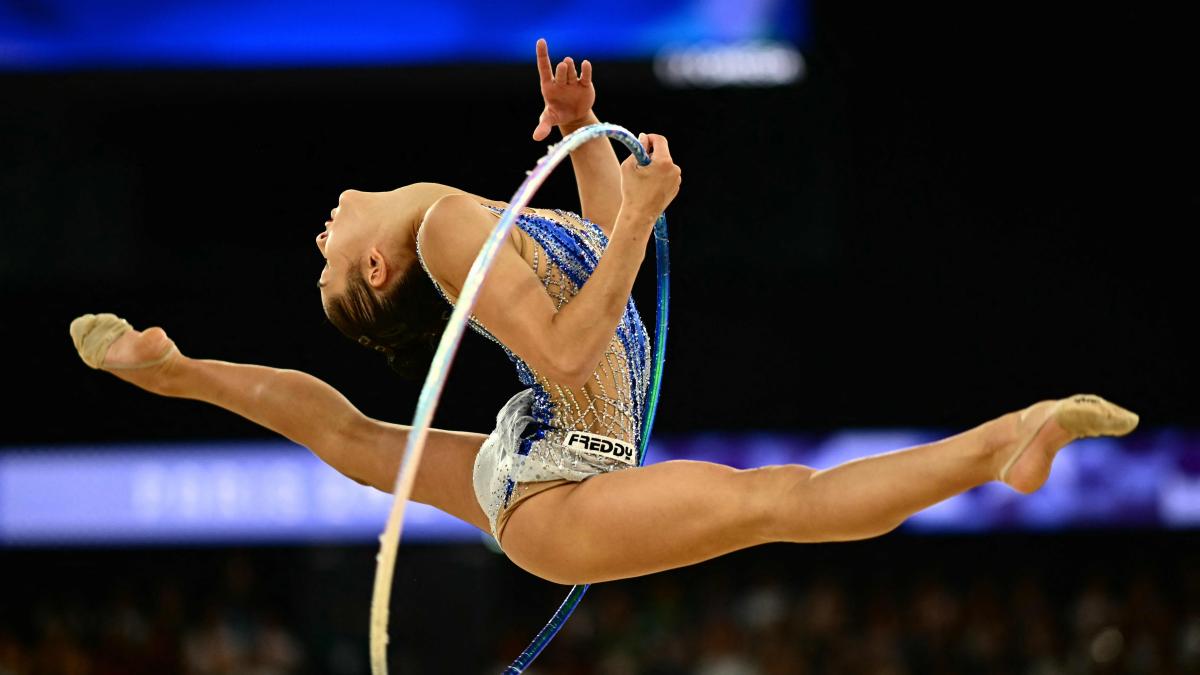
left=365, top=246, right=390, bottom=290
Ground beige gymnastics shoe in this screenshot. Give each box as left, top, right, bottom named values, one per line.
left=69, top=313, right=177, bottom=371
left=999, top=394, right=1139, bottom=493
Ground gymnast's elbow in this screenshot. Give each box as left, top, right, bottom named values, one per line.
left=524, top=324, right=601, bottom=389
left=545, top=350, right=598, bottom=391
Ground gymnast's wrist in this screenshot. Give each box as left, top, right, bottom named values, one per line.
left=558, top=110, right=600, bottom=136
left=614, top=207, right=658, bottom=237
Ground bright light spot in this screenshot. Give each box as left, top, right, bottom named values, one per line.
left=655, top=41, right=806, bottom=88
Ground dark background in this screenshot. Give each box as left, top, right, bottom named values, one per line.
left=3, top=2, right=1194, bottom=446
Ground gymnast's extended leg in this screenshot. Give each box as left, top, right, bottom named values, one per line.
left=501, top=396, right=1137, bottom=585
left=70, top=314, right=489, bottom=533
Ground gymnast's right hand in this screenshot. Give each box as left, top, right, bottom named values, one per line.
left=70, top=313, right=181, bottom=394
left=620, top=133, right=682, bottom=223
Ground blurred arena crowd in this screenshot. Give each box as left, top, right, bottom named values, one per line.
left=1, top=536, right=1196, bottom=675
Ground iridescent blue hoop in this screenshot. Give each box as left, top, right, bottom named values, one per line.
left=369, top=123, right=671, bottom=675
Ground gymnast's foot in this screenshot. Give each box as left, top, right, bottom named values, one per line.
left=70, top=313, right=181, bottom=393
left=995, top=394, right=1139, bottom=494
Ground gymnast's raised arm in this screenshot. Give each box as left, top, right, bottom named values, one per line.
left=530, top=38, right=622, bottom=235
left=418, top=133, right=680, bottom=389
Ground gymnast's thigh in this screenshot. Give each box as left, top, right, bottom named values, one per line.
left=370, top=421, right=491, bottom=534
left=498, top=460, right=776, bottom=585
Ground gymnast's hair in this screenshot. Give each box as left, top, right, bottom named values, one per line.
left=324, top=263, right=450, bottom=379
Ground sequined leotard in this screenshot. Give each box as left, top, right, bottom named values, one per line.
left=416, top=205, right=651, bottom=537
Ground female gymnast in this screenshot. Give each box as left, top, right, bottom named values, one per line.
left=70, top=39, right=1137, bottom=587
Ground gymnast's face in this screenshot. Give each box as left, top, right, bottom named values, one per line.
left=316, top=189, right=408, bottom=308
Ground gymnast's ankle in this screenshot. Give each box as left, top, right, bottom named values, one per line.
left=982, top=412, right=1021, bottom=481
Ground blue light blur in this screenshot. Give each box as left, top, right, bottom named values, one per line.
left=1, top=428, right=1195, bottom=546
left=0, top=0, right=805, bottom=70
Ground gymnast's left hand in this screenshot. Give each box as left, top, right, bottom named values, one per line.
left=532, top=38, right=595, bottom=141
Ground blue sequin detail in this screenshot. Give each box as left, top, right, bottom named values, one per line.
left=416, top=204, right=651, bottom=478
left=490, top=207, right=649, bottom=443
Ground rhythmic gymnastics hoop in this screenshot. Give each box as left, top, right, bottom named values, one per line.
left=369, top=123, right=671, bottom=675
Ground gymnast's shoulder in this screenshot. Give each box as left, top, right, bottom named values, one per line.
left=416, top=194, right=527, bottom=292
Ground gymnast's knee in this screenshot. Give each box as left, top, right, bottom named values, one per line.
left=741, top=464, right=819, bottom=543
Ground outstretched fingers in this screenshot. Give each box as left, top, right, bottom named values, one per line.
left=531, top=38, right=595, bottom=140
left=536, top=38, right=553, bottom=83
